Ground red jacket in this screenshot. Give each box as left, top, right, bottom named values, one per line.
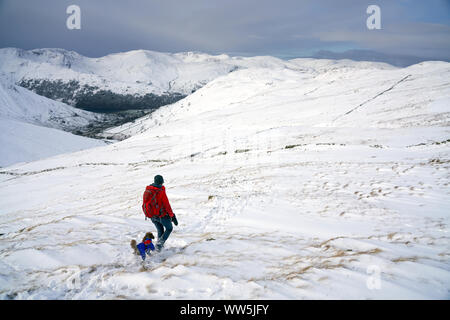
left=142, top=184, right=174, bottom=218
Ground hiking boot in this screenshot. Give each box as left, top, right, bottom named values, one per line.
left=156, top=243, right=163, bottom=252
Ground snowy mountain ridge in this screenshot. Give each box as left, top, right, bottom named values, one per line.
left=0, top=47, right=395, bottom=112
left=0, top=47, right=238, bottom=111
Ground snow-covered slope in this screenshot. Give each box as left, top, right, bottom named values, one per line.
left=0, top=118, right=106, bottom=168
left=102, top=58, right=397, bottom=138
left=0, top=79, right=106, bottom=167
left=0, top=59, right=449, bottom=299
left=0, top=48, right=307, bottom=112
left=0, top=78, right=101, bottom=130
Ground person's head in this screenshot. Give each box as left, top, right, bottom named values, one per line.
left=154, top=175, right=164, bottom=186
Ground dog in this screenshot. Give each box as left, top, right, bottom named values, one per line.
left=131, top=232, right=155, bottom=260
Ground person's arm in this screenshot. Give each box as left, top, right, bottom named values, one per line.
left=161, top=189, right=174, bottom=218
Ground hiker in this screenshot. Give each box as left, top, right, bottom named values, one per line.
left=142, top=175, right=178, bottom=251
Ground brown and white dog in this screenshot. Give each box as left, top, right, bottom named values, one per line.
left=130, top=232, right=155, bottom=258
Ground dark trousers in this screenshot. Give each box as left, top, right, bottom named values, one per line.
left=151, top=216, right=173, bottom=249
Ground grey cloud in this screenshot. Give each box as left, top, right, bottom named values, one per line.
left=0, top=0, right=448, bottom=61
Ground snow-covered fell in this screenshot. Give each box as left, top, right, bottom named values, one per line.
left=0, top=79, right=106, bottom=167
left=0, top=48, right=300, bottom=98
left=0, top=77, right=100, bottom=130
left=0, top=48, right=324, bottom=113
left=0, top=57, right=449, bottom=299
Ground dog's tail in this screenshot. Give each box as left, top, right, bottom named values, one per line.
left=130, top=239, right=139, bottom=255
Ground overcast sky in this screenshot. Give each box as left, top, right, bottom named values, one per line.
left=0, top=0, right=449, bottom=60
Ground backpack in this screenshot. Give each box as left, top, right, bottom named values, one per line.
left=142, top=186, right=161, bottom=219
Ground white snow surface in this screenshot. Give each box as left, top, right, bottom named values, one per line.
left=0, top=78, right=106, bottom=167
left=0, top=58, right=449, bottom=299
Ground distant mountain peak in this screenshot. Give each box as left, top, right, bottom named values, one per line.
left=309, top=49, right=447, bottom=67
